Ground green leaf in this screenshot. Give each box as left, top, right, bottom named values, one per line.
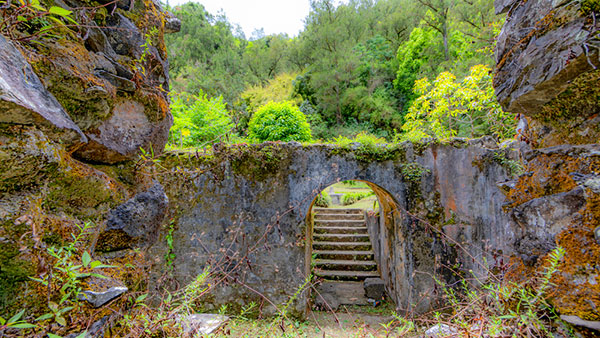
left=136, top=293, right=148, bottom=303
left=48, top=333, right=63, bottom=338
left=90, top=261, right=115, bottom=269
left=48, top=301, right=59, bottom=313
left=31, top=4, right=46, bottom=11
left=0, top=316, right=6, bottom=325
left=55, top=315, right=66, bottom=327
left=10, top=323, right=37, bottom=329
left=81, top=251, right=91, bottom=267
left=58, top=306, right=73, bottom=315
left=8, top=309, right=25, bottom=324
left=48, top=6, right=72, bottom=17
left=36, top=313, right=54, bottom=321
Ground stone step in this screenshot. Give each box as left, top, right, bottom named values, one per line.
left=314, top=219, right=365, bottom=227
left=313, top=208, right=363, bottom=215
left=313, top=233, right=370, bottom=243
left=313, top=250, right=374, bottom=261
left=312, top=241, right=372, bottom=250
left=314, top=269, right=380, bottom=280
left=314, top=259, right=377, bottom=271
left=314, top=226, right=368, bottom=235
left=315, top=213, right=364, bottom=221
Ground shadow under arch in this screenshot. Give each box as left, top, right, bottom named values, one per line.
left=303, top=179, right=409, bottom=312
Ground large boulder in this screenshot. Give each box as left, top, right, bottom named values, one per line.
left=0, top=35, right=86, bottom=145
left=97, top=182, right=168, bottom=252
left=494, top=0, right=600, bottom=146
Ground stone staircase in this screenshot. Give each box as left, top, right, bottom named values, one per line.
left=312, top=208, right=379, bottom=281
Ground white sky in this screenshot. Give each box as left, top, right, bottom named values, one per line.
left=167, top=0, right=313, bottom=38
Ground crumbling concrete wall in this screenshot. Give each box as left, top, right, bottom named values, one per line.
left=152, top=138, right=517, bottom=316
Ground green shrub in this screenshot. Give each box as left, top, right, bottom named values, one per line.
left=248, top=101, right=312, bottom=142
left=342, top=191, right=374, bottom=205
left=314, top=191, right=332, bottom=207
left=169, top=91, right=234, bottom=147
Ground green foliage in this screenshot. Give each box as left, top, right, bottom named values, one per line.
left=237, top=73, right=302, bottom=132
left=401, top=64, right=516, bottom=142
left=333, top=132, right=398, bottom=162
left=30, top=222, right=113, bottom=307
left=314, top=191, right=332, bottom=207
left=0, top=0, right=78, bottom=42
left=240, top=73, right=302, bottom=115
left=248, top=101, right=312, bottom=142
left=0, top=310, right=37, bottom=333
left=435, top=246, right=567, bottom=337
left=168, top=92, right=234, bottom=148
left=165, top=0, right=505, bottom=140
left=394, top=27, right=437, bottom=107
left=341, top=191, right=374, bottom=205
left=400, top=162, right=430, bottom=183
left=493, top=151, right=524, bottom=177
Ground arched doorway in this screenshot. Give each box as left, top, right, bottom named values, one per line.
left=304, top=180, right=404, bottom=310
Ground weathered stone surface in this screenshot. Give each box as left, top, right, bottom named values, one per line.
left=494, top=0, right=600, bottom=147
left=364, top=278, right=385, bottom=300
left=495, top=0, right=599, bottom=114
left=561, top=315, right=600, bottom=331
left=0, top=35, right=86, bottom=144
left=511, top=187, right=586, bottom=264
left=424, top=324, right=458, bottom=337
left=314, top=292, right=340, bottom=311
left=98, top=182, right=168, bottom=251
left=65, top=316, right=110, bottom=338
left=179, top=314, right=229, bottom=337
left=78, top=286, right=128, bottom=308
left=75, top=100, right=172, bottom=164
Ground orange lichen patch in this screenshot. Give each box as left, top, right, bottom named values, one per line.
left=549, top=191, right=600, bottom=320
left=505, top=154, right=581, bottom=208
left=502, top=256, right=535, bottom=285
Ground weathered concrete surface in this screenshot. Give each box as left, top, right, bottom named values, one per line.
left=152, top=139, right=516, bottom=317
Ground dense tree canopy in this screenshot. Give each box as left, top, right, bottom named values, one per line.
left=165, top=0, right=511, bottom=145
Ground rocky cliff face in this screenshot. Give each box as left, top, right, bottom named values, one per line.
left=495, top=0, right=600, bottom=147
left=494, top=0, right=600, bottom=326
left=0, top=0, right=178, bottom=316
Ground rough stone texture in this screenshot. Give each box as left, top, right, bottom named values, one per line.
left=316, top=281, right=368, bottom=308
left=424, top=324, right=458, bottom=337
left=364, top=278, right=385, bottom=300
left=0, top=35, right=86, bottom=144
left=499, top=143, right=600, bottom=320
left=78, top=286, right=128, bottom=308
left=151, top=139, right=515, bottom=317
left=98, top=182, right=168, bottom=251
left=75, top=100, right=173, bottom=164
left=179, top=314, right=229, bottom=337
left=511, top=187, right=586, bottom=265
left=3, top=0, right=179, bottom=164
left=495, top=0, right=599, bottom=113
left=494, top=0, right=600, bottom=147
left=560, top=315, right=600, bottom=331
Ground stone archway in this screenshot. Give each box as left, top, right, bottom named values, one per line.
left=303, top=180, right=408, bottom=311
left=154, top=140, right=515, bottom=318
